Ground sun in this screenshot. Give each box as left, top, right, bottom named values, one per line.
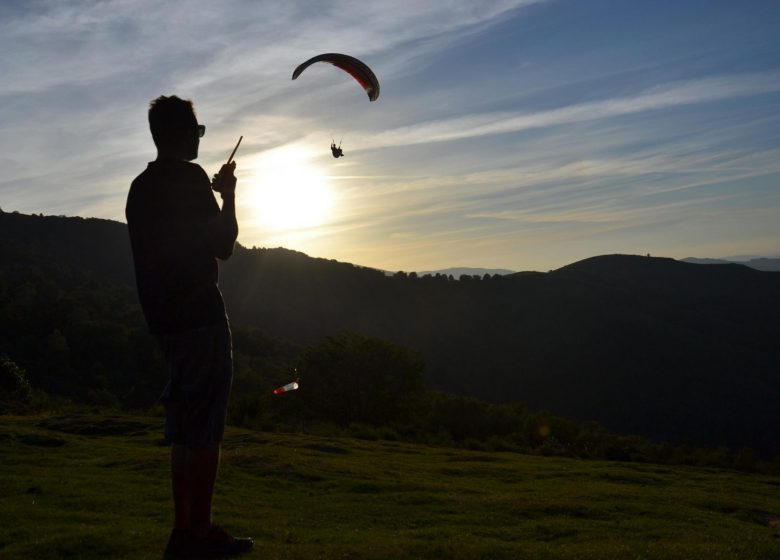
left=243, top=145, right=334, bottom=231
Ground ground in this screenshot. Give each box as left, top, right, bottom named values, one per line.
left=2, top=413, right=780, bottom=559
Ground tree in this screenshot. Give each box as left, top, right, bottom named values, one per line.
left=426, top=392, right=488, bottom=440
left=298, top=332, right=424, bottom=427
left=0, top=354, right=32, bottom=412
left=734, top=447, right=756, bottom=472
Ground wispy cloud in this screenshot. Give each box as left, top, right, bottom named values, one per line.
left=362, top=73, right=780, bottom=149
left=0, top=0, right=546, bottom=218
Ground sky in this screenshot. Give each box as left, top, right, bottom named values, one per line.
left=1, top=0, right=779, bottom=272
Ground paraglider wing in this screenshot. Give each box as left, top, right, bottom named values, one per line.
left=292, top=53, right=380, bottom=101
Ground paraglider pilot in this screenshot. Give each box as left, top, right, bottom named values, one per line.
left=331, top=140, right=344, bottom=158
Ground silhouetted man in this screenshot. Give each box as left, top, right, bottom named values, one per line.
left=126, top=95, right=252, bottom=559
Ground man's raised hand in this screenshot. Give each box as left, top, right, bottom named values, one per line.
left=212, top=161, right=237, bottom=197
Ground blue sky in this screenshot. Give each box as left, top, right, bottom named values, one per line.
left=1, top=0, right=779, bottom=271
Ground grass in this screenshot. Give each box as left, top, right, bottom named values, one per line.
left=1, top=413, right=780, bottom=559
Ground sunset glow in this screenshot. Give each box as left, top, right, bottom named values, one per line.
left=244, top=146, right=334, bottom=232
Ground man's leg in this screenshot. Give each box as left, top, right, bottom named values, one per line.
left=188, top=443, right=221, bottom=536
left=166, top=321, right=251, bottom=555
left=171, top=444, right=191, bottom=531
left=164, top=444, right=194, bottom=558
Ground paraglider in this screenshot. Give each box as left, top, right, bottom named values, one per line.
left=292, top=53, right=379, bottom=157
left=330, top=139, right=344, bottom=158
left=292, top=53, right=380, bottom=102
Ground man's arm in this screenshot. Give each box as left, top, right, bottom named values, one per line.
left=208, top=162, right=239, bottom=260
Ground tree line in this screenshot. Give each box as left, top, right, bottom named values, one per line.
left=1, top=248, right=777, bottom=475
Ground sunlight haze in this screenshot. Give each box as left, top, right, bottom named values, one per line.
left=241, top=144, right=334, bottom=233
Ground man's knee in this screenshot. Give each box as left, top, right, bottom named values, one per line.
left=186, top=442, right=221, bottom=460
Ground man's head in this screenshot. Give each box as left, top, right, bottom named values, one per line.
left=148, top=95, right=203, bottom=161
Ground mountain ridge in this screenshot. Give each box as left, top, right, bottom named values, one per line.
left=416, top=267, right=516, bottom=277
left=682, top=256, right=780, bottom=271
left=3, top=210, right=779, bottom=454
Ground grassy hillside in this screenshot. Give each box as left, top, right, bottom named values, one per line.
left=2, top=413, right=779, bottom=559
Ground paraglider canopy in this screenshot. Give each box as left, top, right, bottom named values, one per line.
left=292, top=53, right=380, bottom=102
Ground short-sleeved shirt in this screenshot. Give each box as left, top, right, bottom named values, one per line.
left=126, top=159, right=227, bottom=335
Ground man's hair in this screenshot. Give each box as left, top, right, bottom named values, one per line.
left=148, top=95, right=197, bottom=150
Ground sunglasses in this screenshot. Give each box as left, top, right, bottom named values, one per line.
left=197, top=124, right=206, bottom=138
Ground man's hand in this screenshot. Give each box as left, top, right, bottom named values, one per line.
left=212, top=162, right=237, bottom=197
left=207, top=160, right=239, bottom=259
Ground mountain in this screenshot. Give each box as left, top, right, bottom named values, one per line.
left=745, top=258, right=780, bottom=271
left=681, top=257, right=732, bottom=265
left=416, top=267, right=516, bottom=278
left=682, top=257, right=780, bottom=271
left=0, top=211, right=134, bottom=285
left=3, top=210, right=780, bottom=454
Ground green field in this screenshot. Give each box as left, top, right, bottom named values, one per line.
left=1, top=414, right=779, bottom=559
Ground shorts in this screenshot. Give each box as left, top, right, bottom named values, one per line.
left=158, top=319, right=233, bottom=450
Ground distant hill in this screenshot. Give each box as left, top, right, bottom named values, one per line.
left=0, top=211, right=134, bottom=285
left=416, top=267, right=516, bottom=278
left=3, top=210, right=780, bottom=454
left=682, top=256, right=780, bottom=271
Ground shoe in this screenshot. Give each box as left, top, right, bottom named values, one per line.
left=164, top=528, right=195, bottom=559
left=196, top=523, right=254, bottom=558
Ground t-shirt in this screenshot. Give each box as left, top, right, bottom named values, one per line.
left=126, top=159, right=227, bottom=335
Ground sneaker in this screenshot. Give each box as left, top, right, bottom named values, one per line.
left=196, top=524, right=254, bottom=558
left=164, top=528, right=195, bottom=559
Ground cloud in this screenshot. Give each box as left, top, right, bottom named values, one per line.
left=361, top=72, right=780, bottom=148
